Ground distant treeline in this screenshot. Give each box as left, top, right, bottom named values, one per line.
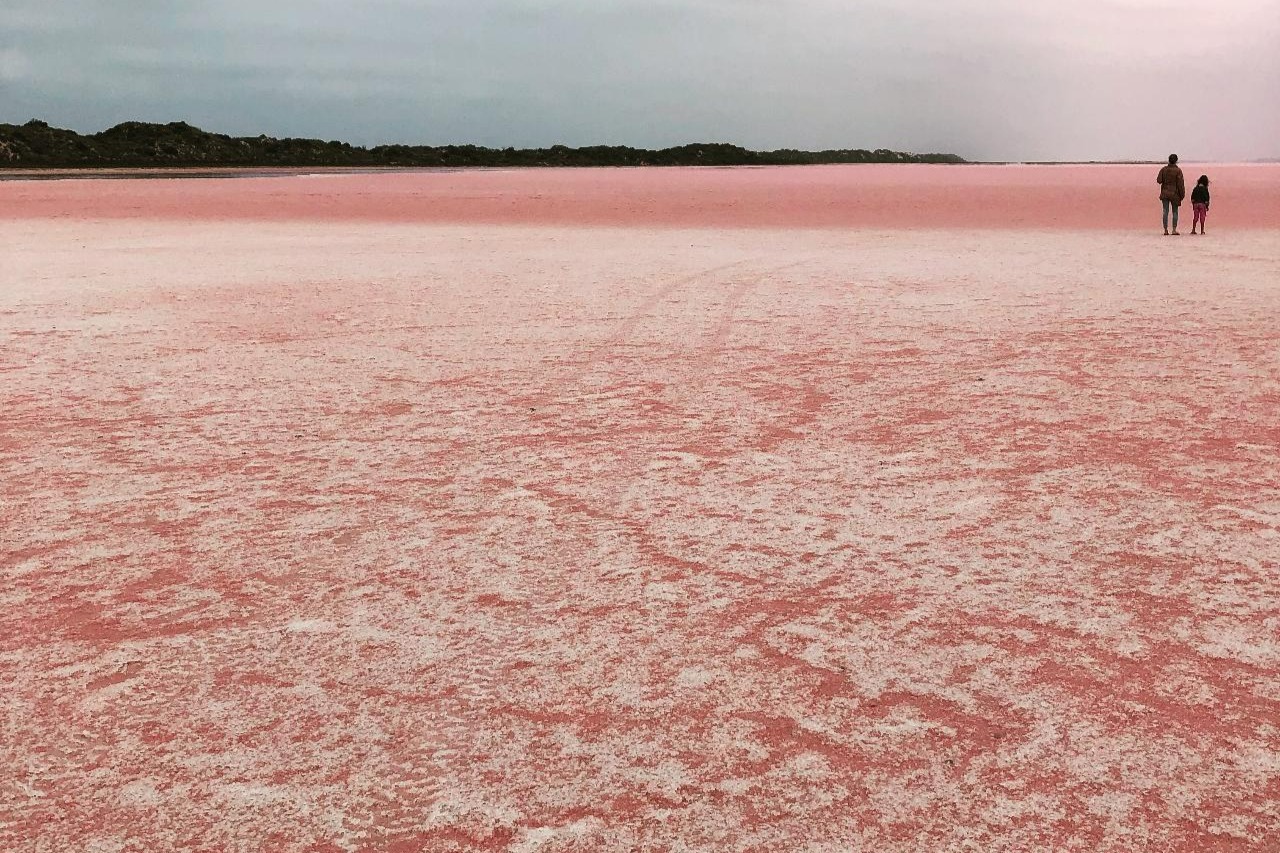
left=0, top=120, right=965, bottom=169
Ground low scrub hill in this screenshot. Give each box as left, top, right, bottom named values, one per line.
left=0, top=120, right=965, bottom=169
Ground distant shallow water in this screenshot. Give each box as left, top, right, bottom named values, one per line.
left=2, top=163, right=1276, bottom=230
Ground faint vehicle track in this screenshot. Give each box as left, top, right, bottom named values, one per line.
left=697, top=259, right=810, bottom=369
left=589, top=258, right=757, bottom=361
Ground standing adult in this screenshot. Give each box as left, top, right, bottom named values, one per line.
left=1157, top=154, right=1186, bottom=236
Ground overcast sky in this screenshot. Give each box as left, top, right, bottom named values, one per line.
left=2, top=0, right=1277, bottom=161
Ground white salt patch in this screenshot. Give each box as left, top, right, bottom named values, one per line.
left=777, top=621, right=825, bottom=640
left=785, top=751, right=834, bottom=779
left=118, top=778, right=161, bottom=806
left=348, top=624, right=395, bottom=642
left=1113, top=636, right=1148, bottom=658
left=511, top=818, right=603, bottom=852
left=643, top=582, right=681, bottom=602
left=287, top=681, right=329, bottom=699
left=601, top=679, right=645, bottom=707
left=980, top=793, right=1066, bottom=827
left=872, top=717, right=954, bottom=739
left=320, top=808, right=360, bottom=853
left=1231, top=743, right=1280, bottom=778
left=218, top=782, right=296, bottom=806
left=84, top=840, right=126, bottom=853
left=285, top=618, right=335, bottom=634
left=1208, top=815, right=1256, bottom=840
left=79, top=680, right=133, bottom=712
left=675, top=666, right=715, bottom=688
left=1085, top=790, right=1137, bottom=822
left=512, top=827, right=557, bottom=852
left=1200, top=625, right=1280, bottom=667
left=718, top=778, right=755, bottom=795
left=799, top=641, right=828, bottom=667
left=796, top=716, right=848, bottom=740
left=640, top=759, right=693, bottom=798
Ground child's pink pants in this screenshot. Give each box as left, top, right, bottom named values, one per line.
left=1193, top=203, right=1208, bottom=229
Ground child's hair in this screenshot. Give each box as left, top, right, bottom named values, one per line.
left=1197, top=175, right=1209, bottom=185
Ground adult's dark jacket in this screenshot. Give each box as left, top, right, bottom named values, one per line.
left=1158, top=165, right=1186, bottom=204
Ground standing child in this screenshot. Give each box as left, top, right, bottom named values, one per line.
left=1190, top=175, right=1211, bottom=235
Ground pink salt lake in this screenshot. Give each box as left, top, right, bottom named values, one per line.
left=3, top=164, right=1279, bottom=851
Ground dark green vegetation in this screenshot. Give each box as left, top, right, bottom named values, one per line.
left=0, top=120, right=965, bottom=169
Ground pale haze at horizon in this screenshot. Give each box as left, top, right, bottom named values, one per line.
left=2, top=0, right=1276, bottom=162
